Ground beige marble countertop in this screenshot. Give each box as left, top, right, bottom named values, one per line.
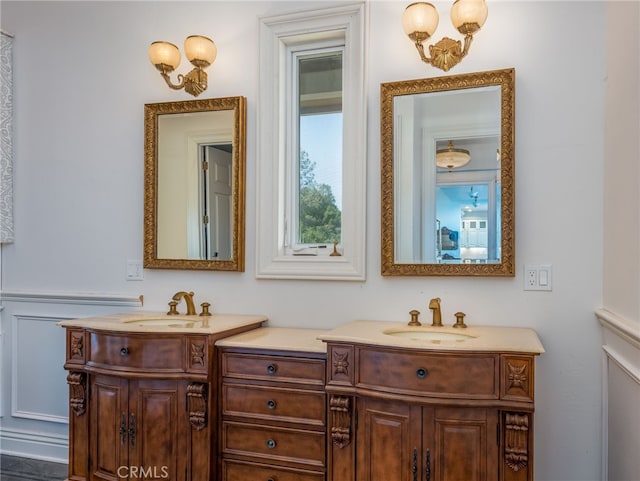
left=57, top=311, right=267, bottom=334
left=317, top=320, right=545, bottom=354
left=216, top=327, right=328, bottom=353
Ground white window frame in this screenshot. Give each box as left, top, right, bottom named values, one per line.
left=256, top=3, right=367, bottom=280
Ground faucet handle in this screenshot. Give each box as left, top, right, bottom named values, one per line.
left=453, top=311, right=467, bottom=328
left=408, top=309, right=422, bottom=326
left=199, top=302, right=212, bottom=316
left=167, top=301, right=179, bottom=315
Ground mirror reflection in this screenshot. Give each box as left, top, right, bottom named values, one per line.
left=381, top=69, right=514, bottom=276
left=144, top=97, right=246, bottom=271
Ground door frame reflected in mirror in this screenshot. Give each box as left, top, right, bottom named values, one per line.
left=144, top=96, right=246, bottom=271
left=381, top=68, right=515, bottom=276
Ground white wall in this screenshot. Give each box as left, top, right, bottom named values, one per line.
left=0, top=2, right=606, bottom=479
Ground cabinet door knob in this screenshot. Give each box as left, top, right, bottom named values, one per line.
left=120, top=347, right=129, bottom=356
left=416, top=368, right=428, bottom=379
left=266, top=364, right=277, bottom=374
left=267, top=400, right=277, bottom=409
left=266, top=439, right=277, bottom=449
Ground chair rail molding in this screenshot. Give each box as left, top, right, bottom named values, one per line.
left=0, top=290, right=143, bottom=307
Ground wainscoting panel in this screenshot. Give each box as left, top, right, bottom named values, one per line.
left=11, top=315, right=68, bottom=423
left=0, top=290, right=142, bottom=462
left=597, top=308, right=640, bottom=481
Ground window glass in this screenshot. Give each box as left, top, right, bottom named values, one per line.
left=297, top=52, right=343, bottom=245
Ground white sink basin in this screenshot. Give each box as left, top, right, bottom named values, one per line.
left=383, top=328, right=475, bottom=342
left=122, top=317, right=199, bottom=328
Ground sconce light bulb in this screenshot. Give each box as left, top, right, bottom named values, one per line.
left=148, top=41, right=181, bottom=72
left=184, top=35, right=217, bottom=69
left=450, top=0, right=488, bottom=35
left=402, top=2, right=439, bottom=41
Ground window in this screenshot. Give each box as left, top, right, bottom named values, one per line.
left=256, top=4, right=366, bottom=280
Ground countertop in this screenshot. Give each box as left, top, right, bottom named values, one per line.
left=317, top=320, right=545, bottom=354
left=57, top=311, right=267, bottom=334
left=216, top=327, right=329, bottom=353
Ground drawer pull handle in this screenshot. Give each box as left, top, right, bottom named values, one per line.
left=267, top=364, right=277, bottom=374
left=266, top=439, right=276, bottom=449
left=120, top=347, right=129, bottom=356
left=267, top=478, right=275, bottom=481
left=416, top=368, right=428, bottom=379
left=267, top=400, right=277, bottom=409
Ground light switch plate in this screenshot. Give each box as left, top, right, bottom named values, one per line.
left=524, top=264, right=552, bottom=291
left=126, top=260, right=144, bottom=281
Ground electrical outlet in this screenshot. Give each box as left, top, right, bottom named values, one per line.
left=524, top=264, right=552, bottom=291
left=126, top=260, right=144, bottom=281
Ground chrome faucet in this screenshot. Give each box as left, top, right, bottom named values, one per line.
left=428, top=298, right=442, bottom=326
left=169, top=291, right=196, bottom=315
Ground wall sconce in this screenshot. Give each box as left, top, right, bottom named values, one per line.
left=436, top=140, right=471, bottom=170
left=402, top=0, right=487, bottom=72
left=148, top=35, right=217, bottom=97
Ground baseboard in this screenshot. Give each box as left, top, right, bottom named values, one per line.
left=0, top=427, right=68, bottom=463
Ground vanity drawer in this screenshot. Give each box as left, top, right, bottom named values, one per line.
left=223, top=384, right=325, bottom=426
left=87, top=332, right=184, bottom=372
left=223, top=421, right=325, bottom=466
left=357, top=348, right=499, bottom=399
left=222, top=353, right=325, bottom=386
left=223, top=460, right=324, bottom=481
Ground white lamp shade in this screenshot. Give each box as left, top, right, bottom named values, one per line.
left=402, top=2, right=439, bottom=38
left=148, top=41, right=181, bottom=70
left=450, top=0, right=488, bottom=31
left=184, top=35, right=217, bottom=67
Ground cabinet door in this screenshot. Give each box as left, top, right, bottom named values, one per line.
left=128, top=380, right=189, bottom=481
left=90, top=375, right=129, bottom=481
left=424, top=407, right=498, bottom=481
left=91, top=377, right=192, bottom=481
left=356, top=397, right=422, bottom=481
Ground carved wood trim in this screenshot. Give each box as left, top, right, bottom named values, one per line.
left=190, top=342, right=206, bottom=367
left=330, top=395, right=351, bottom=448
left=504, top=412, right=529, bottom=471
left=66, top=372, right=86, bottom=416
left=333, top=351, right=349, bottom=376
left=70, top=332, right=84, bottom=360
left=507, top=361, right=528, bottom=391
left=187, top=382, right=207, bottom=430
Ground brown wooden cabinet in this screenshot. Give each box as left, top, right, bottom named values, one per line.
left=90, top=375, right=190, bottom=481
left=357, top=397, right=498, bottom=481
left=219, top=348, right=327, bottom=481
left=325, top=342, right=539, bottom=481
left=61, top=320, right=263, bottom=481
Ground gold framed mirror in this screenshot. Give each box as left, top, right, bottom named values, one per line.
left=381, top=69, right=515, bottom=276
left=144, top=96, right=246, bottom=271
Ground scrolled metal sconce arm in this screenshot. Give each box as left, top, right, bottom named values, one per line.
left=158, top=67, right=208, bottom=98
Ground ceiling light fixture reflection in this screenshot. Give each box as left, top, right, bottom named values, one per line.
left=436, top=140, right=471, bottom=171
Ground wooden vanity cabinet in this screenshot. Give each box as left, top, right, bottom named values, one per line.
left=62, top=323, right=262, bottom=481
left=325, top=343, right=538, bottom=481
left=219, top=347, right=327, bottom=481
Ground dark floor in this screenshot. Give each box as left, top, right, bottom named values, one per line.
left=0, top=455, right=67, bottom=481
